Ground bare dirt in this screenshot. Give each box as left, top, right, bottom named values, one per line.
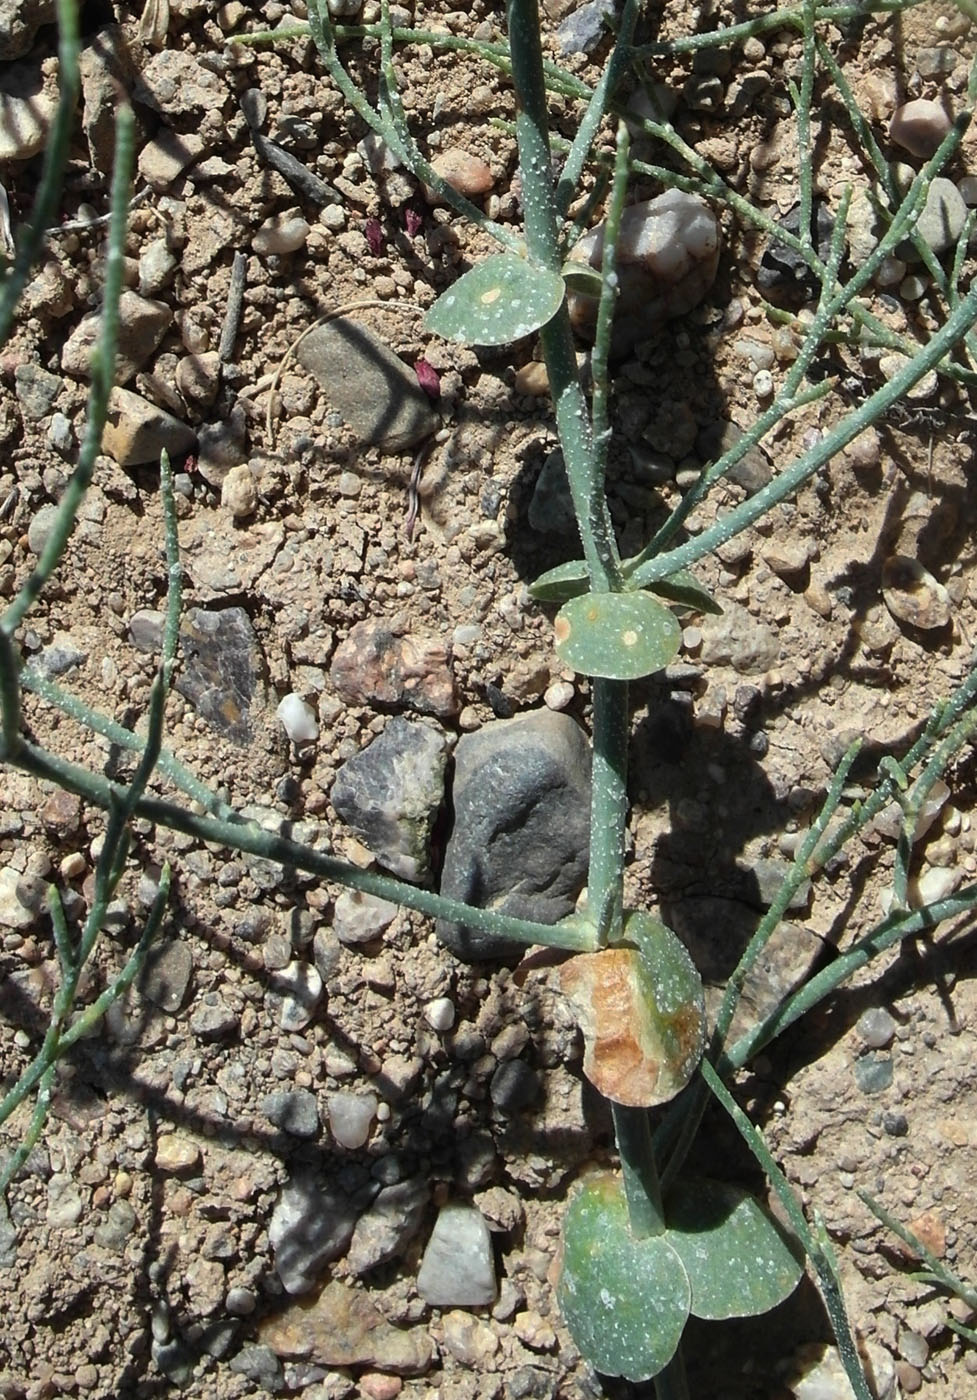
left=2, top=2, right=977, bottom=1398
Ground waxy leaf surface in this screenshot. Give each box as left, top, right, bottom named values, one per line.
left=554, top=590, right=680, bottom=680
left=425, top=253, right=565, bottom=346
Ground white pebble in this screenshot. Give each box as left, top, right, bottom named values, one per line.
left=221, top=464, right=257, bottom=518
left=544, top=680, right=574, bottom=711
left=252, top=210, right=311, bottom=256
left=753, top=369, right=773, bottom=399
left=424, top=997, right=456, bottom=1032
left=277, top=693, right=319, bottom=743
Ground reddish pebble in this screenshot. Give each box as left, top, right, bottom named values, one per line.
left=358, top=1373, right=402, bottom=1400
left=427, top=147, right=494, bottom=202
left=889, top=98, right=951, bottom=157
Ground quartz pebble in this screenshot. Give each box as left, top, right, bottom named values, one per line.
left=221, top=464, right=258, bottom=518
left=889, top=98, right=952, bottom=158
left=327, top=1092, right=378, bottom=1150
left=912, top=177, right=967, bottom=256
left=277, top=692, right=319, bottom=743
left=423, top=997, right=456, bottom=1032
left=252, top=209, right=311, bottom=256
left=332, top=889, right=399, bottom=944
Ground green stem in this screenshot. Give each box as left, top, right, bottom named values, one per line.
left=612, top=1103, right=666, bottom=1237
left=589, top=679, right=629, bottom=944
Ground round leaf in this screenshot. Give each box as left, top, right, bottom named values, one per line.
left=558, top=1174, right=691, bottom=1381
left=665, top=1179, right=804, bottom=1320
left=554, top=591, right=681, bottom=680
left=558, top=913, right=705, bottom=1107
left=528, top=558, right=591, bottom=603
left=425, top=253, right=566, bottom=347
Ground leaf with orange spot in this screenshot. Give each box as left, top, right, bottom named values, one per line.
left=558, top=912, right=705, bottom=1107
left=553, top=591, right=680, bottom=680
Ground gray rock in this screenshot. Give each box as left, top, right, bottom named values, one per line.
left=228, top=1343, right=284, bottom=1393
left=34, top=635, right=88, bottom=678
left=296, top=318, right=437, bottom=452
left=0, top=0, right=55, bottom=61
left=697, top=420, right=773, bottom=496
left=856, top=1007, right=897, bottom=1049
left=699, top=603, right=780, bottom=673
left=854, top=1053, right=894, bottom=1096
left=912, top=177, right=968, bottom=256
left=528, top=449, right=576, bottom=535
left=556, top=0, right=616, bottom=54
left=416, top=1202, right=497, bottom=1307
left=331, top=718, right=449, bottom=883
left=270, top=1173, right=359, bottom=1295
left=0, top=60, right=56, bottom=160
left=14, top=363, right=62, bottom=420
left=26, top=504, right=60, bottom=556
left=437, top=710, right=591, bottom=960
left=347, top=1178, right=430, bottom=1275
left=489, top=1059, right=540, bottom=1114
left=262, top=1090, right=320, bottom=1138
left=189, top=993, right=239, bottom=1042
left=177, top=607, right=264, bottom=744
left=757, top=200, right=837, bottom=304
left=331, top=890, right=399, bottom=945
left=93, top=1199, right=137, bottom=1250
left=889, top=97, right=952, bottom=157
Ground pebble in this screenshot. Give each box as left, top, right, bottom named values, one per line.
left=175, top=351, right=220, bottom=407
left=959, top=174, right=977, bottom=206
left=331, top=717, right=449, bottom=882
left=277, top=692, right=319, bottom=743
left=189, top=991, right=239, bottom=1041
left=854, top=1053, right=893, bottom=1095
left=556, top=0, right=615, bottom=54
left=155, top=1133, right=202, bottom=1173
left=92, top=1199, right=137, bottom=1250
left=753, top=368, right=774, bottom=399
left=441, top=1310, right=500, bottom=1366
left=427, top=147, right=494, bottom=201
left=0, top=62, right=56, bottom=160
left=757, top=200, right=836, bottom=304
left=0, top=867, right=43, bottom=928
left=567, top=190, right=720, bottom=356
left=1, top=0, right=54, bottom=62
left=25, top=504, right=60, bottom=557
left=543, top=679, right=574, bottom=711
left=176, top=606, right=264, bottom=744
left=528, top=448, right=576, bottom=536
left=855, top=1007, right=896, bottom=1049
left=490, top=1059, right=540, bottom=1114
left=331, top=620, right=459, bottom=719
left=220, top=464, right=258, bottom=519
left=252, top=209, right=311, bottom=255
left=228, top=1344, right=284, bottom=1391
left=138, top=128, right=205, bottom=188
left=913, top=864, right=959, bottom=904
left=331, top=889, right=399, bottom=944
left=269, top=1173, right=359, bottom=1295
left=101, top=386, right=195, bottom=467
left=360, top=1374, right=403, bottom=1400
left=347, top=1178, right=429, bottom=1275
left=697, top=419, right=773, bottom=496
left=296, top=319, right=436, bottom=453
left=513, top=361, right=550, bottom=396
left=15, top=363, right=62, bottom=420
left=416, top=1203, right=497, bottom=1306
left=62, top=291, right=172, bottom=384
left=881, top=555, right=952, bottom=630
left=912, top=176, right=968, bottom=256
left=225, top=1286, right=257, bottom=1317
left=262, top=1089, right=320, bottom=1138
left=889, top=98, right=952, bottom=158
left=260, top=1279, right=433, bottom=1374
left=327, top=1092, right=378, bottom=1150
left=437, top=710, right=592, bottom=960
left=424, top=997, right=456, bottom=1032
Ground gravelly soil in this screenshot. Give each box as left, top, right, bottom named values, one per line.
left=2, top=2, right=977, bottom=1397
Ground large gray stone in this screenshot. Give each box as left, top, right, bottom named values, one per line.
left=297, top=318, right=436, bottom=452
left=0, top=0, right=55, bottom=61
left=331, top=718, right=449, bottom=883
left=269, top=1173, right=359, bottom=1295
left=437, top=709, right=591, bottom=960
left=416, top=1203, right=497, bottom=1307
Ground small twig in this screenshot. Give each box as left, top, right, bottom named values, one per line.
left=248, top=124, right=343, bottom=207
left=405, top=439, right=433, bottom=540
left=44, top=185, right=153, bottom=236
left=218, top=249, right=248, bottom=363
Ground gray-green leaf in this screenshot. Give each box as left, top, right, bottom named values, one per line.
left=554, top=590, right=681, bottom=680
left=425, top=253, right=566, bottom=347
left=528, top=559, right=591, bottom=603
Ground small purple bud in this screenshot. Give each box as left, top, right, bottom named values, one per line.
left=404, top=208, right=423, bottom=238
left=364, top=217, right=384, bottom=256
left=414, top=358, right=440, bottom=401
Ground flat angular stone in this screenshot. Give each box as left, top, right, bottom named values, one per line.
left=347, top=1178, right=430, bottom=1275
left=330, top=619, right=459, bottom=718
left=260, top=1279, right=433, bottom=1374
left=437, top=709, right=591, bottom=960
left=62, top=291, right=172, bottom=384
left=331, top=718, right=449, bottom=882
left=296, top=318, right=436, bottom=452
left=176, top=606, right=264, bottom=744
left=101, top=387, right=195, bottom=467
left=416, top=1203, right=497, bottom=1307
left=269, top=1174, right=359, bottom=1295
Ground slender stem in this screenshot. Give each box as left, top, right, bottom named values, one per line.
left=612, top=1104, right=666, bottom=1237
left=589, top=680, right=629, bottom=944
